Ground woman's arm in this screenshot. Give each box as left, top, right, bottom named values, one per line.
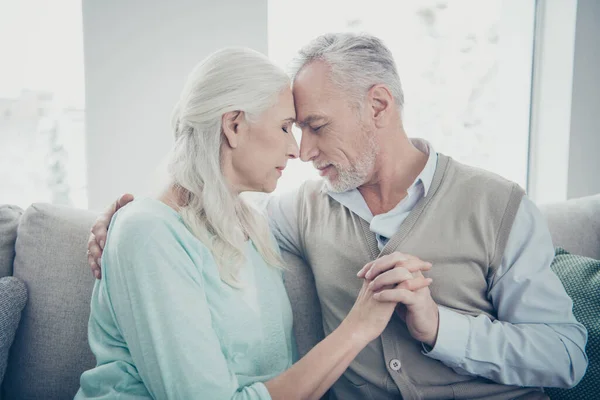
left=264, top=279, right=383, bottom=400
left=264, top=255, right=433, bottom=400
left=266, top=319, right=365, bottom=400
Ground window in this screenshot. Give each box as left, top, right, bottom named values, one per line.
left=0, top=0, right=87, bottom=209
left=268, top=0, right=536, bottom=194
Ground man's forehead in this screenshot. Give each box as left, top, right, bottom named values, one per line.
left=292, top=64, right=341, bottom=125
left=293, top=84, right=330, bottom=126
left=292, top=62, right=334, bottom=100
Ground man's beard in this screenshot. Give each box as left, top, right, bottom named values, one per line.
left=323, top=130, right=378, bottom=193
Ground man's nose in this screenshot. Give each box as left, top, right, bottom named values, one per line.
left=287, top=134, right=299, bottom=160
left=299, top=130, right=318, bottom=162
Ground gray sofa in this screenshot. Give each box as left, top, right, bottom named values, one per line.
left=0, top=195, right=598, bottom=399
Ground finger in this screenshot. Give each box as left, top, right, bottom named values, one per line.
left=116, top=193, right=135, bottom=211
left=87, top=252, right=95, bottom=269
left=366, top=258, right=430, bottom=281
left=103, top=197, right=121, bottom=220
left=397, top=276, right=433, bottom=292
left=365, top=253, right=408, bottom=279
left=374, top=287, right=418, bottom=305
left=92, top=195, right=131, bottom=248
left=356, top=261, right=372, bottom=278
left=89, top=242, right=102, bottom=264
left=401, top=253, right=423, bottom=262
left=357, top=261, right=374, bottom=278
left=88, top=254, right=101, bottom=279
left=375, top=252, right=408, bottom=268
left=107, top=198, right=119, bottom=214
left=398, top=259, right=433, bottom=274
left=412, top=270, right=426, bottom=279
left=91, top=217, right=109, bottom=249
left=94, top=264, right=102, bottom=279
left=369, top=267, right=413, bottom=292
left=376, top=252, right=419, bottom=265
left=87, top=233, right=96, bottom=251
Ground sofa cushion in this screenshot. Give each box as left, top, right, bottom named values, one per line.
left=546, top=248, right=600, bottom=400
left=540, top=194, right=600, bottom=260
left=2, top=204, right=97, bottom=400
left=0, top=206, right=23, bottom=278
left=0, top=277, right=27, bottom=385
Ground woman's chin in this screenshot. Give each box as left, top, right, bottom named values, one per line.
left=245, top=182, right=277, bottom=194
left=264, top=181, right=278, bottom=193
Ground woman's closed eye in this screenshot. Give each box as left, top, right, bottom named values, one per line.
left=282, top=122, right=295, bottom=134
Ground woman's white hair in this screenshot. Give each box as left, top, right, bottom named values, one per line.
left=168, top=47, right=288, bottom=287
left=289, top=32, right=404, bottom=112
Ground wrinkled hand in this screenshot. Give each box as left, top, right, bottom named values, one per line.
left=343, top=278, right=399, bottom=345
left=87, top=193, right=135, bottom=279
left=357, top=252, right=439, bottom=347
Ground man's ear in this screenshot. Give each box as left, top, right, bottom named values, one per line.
left=222, top=111, right=246, bottom=149
left=368, top=84, right=393, bottom=128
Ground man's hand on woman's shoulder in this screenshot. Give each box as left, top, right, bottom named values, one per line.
left=87, top=193, right=135, bottom=279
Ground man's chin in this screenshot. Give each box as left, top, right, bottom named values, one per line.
left=324, top=177, right=357, bottom=193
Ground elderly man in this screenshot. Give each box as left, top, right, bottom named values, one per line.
left=88, top=33, right=587, bottom=400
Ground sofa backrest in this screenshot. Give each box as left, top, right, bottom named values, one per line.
left=2, top=204, right=97, bottom=400
left=0, top=205, right=23, bottom=279
left=540, top=194, right=600, bottom=260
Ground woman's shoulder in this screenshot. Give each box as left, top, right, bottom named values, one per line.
left=110, top=198, right=179, bottom=235
left=107, top=198, right=207, bottom=255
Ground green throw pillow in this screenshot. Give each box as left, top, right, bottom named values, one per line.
left=545, top=248, right=599, bottom=400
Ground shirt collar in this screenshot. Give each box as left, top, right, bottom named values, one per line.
left=411, top=138, right=437, bottom=197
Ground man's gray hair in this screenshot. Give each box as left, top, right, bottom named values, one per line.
left=289, top=32, right=404, bottom=111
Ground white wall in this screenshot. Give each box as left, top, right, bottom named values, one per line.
left=82, top=0, right=267, bottom=210
left=567, top=0, right=600, bottom=199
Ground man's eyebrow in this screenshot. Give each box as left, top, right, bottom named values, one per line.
left=282, top=117, right=296, bottom=123
left=296, top=115, right=326, bottom=127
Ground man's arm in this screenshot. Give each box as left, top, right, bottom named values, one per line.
left=424, top=196, right=588, bottom=388
left=266, top=187, right=304, bottom=257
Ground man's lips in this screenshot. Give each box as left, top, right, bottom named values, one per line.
left=317, top=165, right=332, bottom=176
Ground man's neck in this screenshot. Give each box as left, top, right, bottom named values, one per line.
left=358, top=137, right=428, bottom=216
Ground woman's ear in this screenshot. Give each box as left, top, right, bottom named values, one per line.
left=222, top=111, right=247, bottom=149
